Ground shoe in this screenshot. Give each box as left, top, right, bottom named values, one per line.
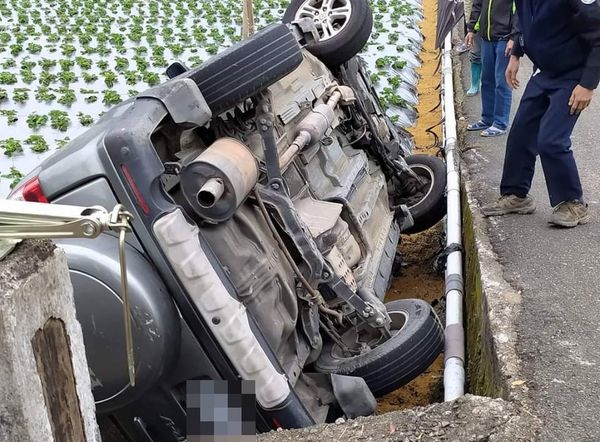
left=466, top=62, right=482, bottom=97
left=549, top=200, right=590, bottom=228
left=481, top=126, right=507, bottom=137
left=481, top=195, right=536, bottom=217
left=467, top=120, right=490, bottom=131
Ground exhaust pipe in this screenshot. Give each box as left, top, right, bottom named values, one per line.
left=197, top=178, right=225, bottom=208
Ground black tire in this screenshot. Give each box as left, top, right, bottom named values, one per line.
left=183, top=24, right=303, bottom=114
left=314, top=299, right=444, bottom=398
left=402, top=154, right=447, bottom=235
left=282, top=0, right=373, bottom=67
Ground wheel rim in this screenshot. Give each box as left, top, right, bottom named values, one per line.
left=330, top=310, right=409, bottom=360
left=294, top=0, right=353, bottom=42
left=403, top=164, right=435, bottom=209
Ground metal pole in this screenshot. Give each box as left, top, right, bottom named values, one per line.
left=442, top=34, right=466, bottom=401
left=242, top=0, right=254, bottom=38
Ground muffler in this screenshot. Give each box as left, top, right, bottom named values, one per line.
left=180, top=138, right=258, bottom=223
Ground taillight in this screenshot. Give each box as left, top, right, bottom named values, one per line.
left=9, top=177, right=48, bottom=203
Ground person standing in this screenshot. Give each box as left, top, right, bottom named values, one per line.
left=482, top=0, right=600, bottom=227
left=465, top=0, right=519, bottom=137
left=464, top=0, right=483, bottom=97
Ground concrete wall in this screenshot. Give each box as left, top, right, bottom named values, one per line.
left=0, top=240, right=99, bottom=441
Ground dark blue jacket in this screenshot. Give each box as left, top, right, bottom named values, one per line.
left=512, top=0, right=600, bottom=90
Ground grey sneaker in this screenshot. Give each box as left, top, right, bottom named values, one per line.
left=481, top=195, right=536, bottom=217
left=549, top=200, right=590, bottom=228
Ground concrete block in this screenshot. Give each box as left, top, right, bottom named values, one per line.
left=0, top=240, right=99, bottom=441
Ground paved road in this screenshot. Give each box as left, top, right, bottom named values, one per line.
left=462, top=57, right=600, bottom=441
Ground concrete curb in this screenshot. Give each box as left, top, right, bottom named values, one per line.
left=453, top=41, right=541, bottom=438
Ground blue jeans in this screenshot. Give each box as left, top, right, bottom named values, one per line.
left=480, top=40, right=512, bottom=130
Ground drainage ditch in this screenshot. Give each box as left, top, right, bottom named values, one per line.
left=376, top=0, right=447, bottom=413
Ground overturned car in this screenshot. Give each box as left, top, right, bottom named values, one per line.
left=10, top=1, right=446, bottom=439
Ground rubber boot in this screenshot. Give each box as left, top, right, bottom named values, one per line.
left=467, top=62, right=482, bottom=97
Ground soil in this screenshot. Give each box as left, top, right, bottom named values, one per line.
left=376, top=0, right=446, bottom=412
left=410, top=0, right=444, bottom=157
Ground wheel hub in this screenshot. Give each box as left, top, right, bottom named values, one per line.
left=296, top=0, right=353, bottom=41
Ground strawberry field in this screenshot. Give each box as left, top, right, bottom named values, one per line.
left=0, top=0, right=424, bottom=196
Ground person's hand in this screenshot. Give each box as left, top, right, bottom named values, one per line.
left=505, top=56, right=520, bottom=89
left=465, top=32, right=475, bottom=48
left=569, top=85, right=594, bottom=115
left=505, top=40, right=514, bottom=57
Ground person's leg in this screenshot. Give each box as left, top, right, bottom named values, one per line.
left=467, top=34, right=482, bottom=96
left=537, top=80, right=583, bottom=207
left=498, top=76, right=548, bottom=198
left=479, top=40, right=496, bottom=126
left=492, top=40, right=512, bottom=130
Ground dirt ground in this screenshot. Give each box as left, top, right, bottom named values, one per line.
left=377, top=0, right=445, bottom=412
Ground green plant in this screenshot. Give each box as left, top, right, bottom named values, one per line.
left=83, top=72, right=98, bottom=83
left=12, top=88, right=30, bottom=103
left=0, top=88, right=6, bottom=101
left=26, top=42, right=42, bottom=53
left=39, top=71, right=56, bottom=86
left=40, top=58, right=57, bottom=70
left=84, top=95, right=98, bottom=103
left=55, top=137, right=71, bottom=149
left=102, top=89, right=121, bottom=105
left=57, top=87, right=76, bottom=106
left=26, top=112, right=49, bottom=129
left=115, top=57, right=129, bottom=72
left=20, top=68, right=36, bottom=84
left=76, top=56, right=93, bottom=70
left=128, top=89, right=138, bottom=97
left=49, top=110, right=71, bottom=131
left=189, top=54, right=204, bottom=65
left=0, top=59, right=16, bottom=69
left=143, top=71, right=160, bottom=86
left=102, top=70, right=118, bottom=88
left=0, top=138, right=23, bottom=157
left=59, top=59, right=75, bottom=71
left=1, top=167, right=24, bottom=189
left=124, top=71, right=139, bottom=85
left=58, top=70, right=77, bottom=85
left=10, top=43, right=23, bottom=56
left=77, top=112, right=94, bottom=126
left=25, top=135, right=49, bottom=153
left=61, top=43, right=77, bottom=56
left=0, top=72, right=17, bottom=85
left=35, top=87, right=56, bottom=102
left=0, top=110, right=18, bottom=125
left=97, top=60, right=109, bottom=70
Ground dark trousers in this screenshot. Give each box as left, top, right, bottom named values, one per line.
left=500, top=72, right=583, bottom=206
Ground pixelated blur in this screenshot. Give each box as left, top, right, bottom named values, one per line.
left=186, top=380, right=257, bottom=442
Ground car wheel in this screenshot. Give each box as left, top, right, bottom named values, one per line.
left=283, top=0, right=373, bottom=67
left=401, top=154, right=447, bottom=235
left=314, top=299, right=444, bottom=397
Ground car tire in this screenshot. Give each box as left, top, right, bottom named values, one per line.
left=314, top=299, right=444, bottom=398
left=185, top=24, right=303, bottom=114
left=402, top=154, right=447, bottom=235
left=283, top=0, right=373, bottom=67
